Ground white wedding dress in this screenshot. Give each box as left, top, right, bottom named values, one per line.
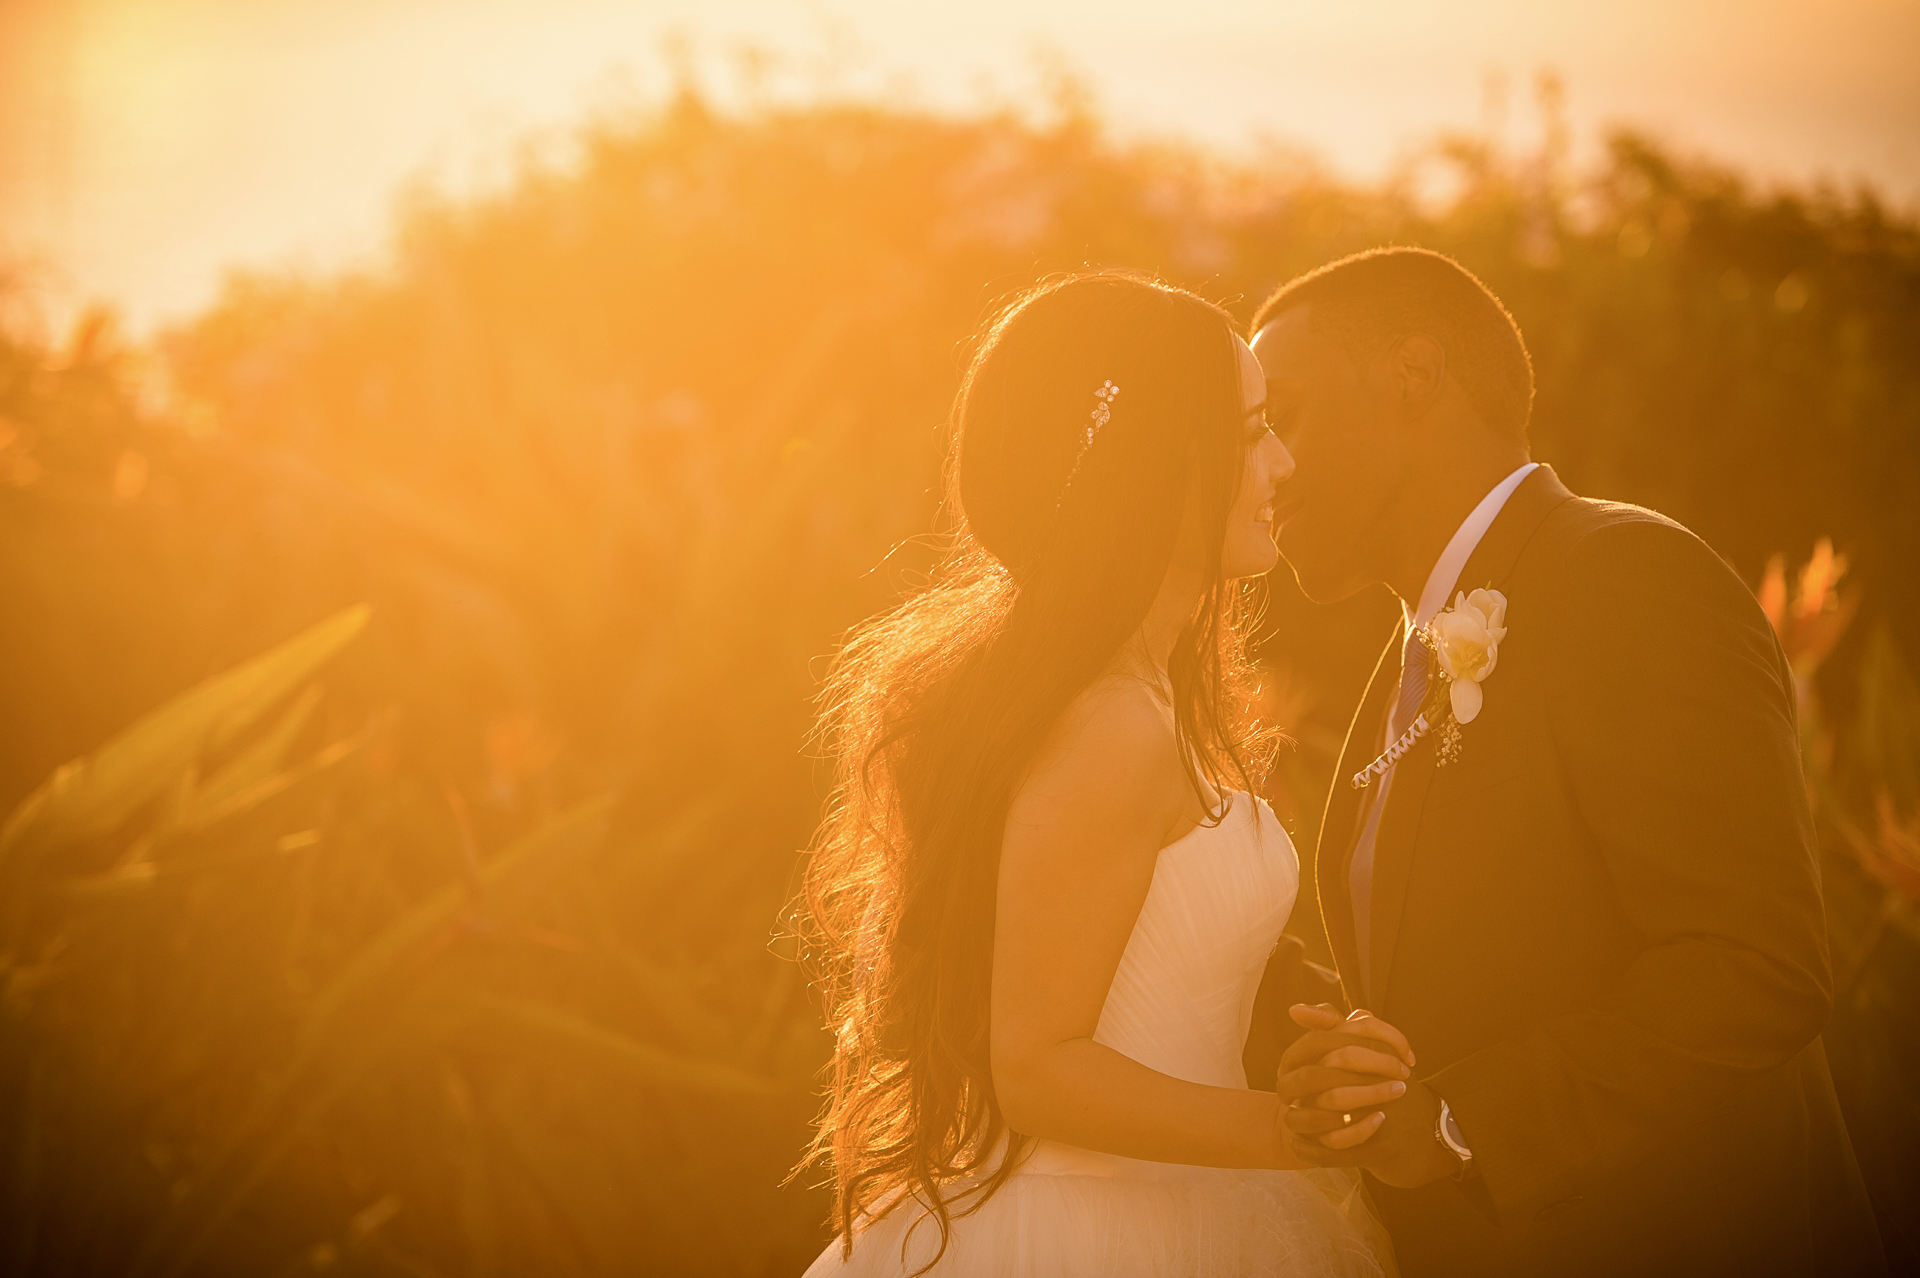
left=802, top=789, right=1396, bottom=1277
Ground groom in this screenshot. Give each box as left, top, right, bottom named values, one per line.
left=1247, top=247, right=1885, bottom=1277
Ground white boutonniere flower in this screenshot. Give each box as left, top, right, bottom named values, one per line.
left=1351, top=586, right=1510, bottom=788
left=1429, top=588, right=1508, bottom=727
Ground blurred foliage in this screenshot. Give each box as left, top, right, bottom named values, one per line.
left=0, top=78, right=1916, bottom=1274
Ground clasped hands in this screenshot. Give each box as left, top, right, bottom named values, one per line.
left=1272, top=1002, right=1458, bottom=1188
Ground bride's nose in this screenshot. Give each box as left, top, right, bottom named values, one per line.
left=1269, top=436, right=1296, bottom=482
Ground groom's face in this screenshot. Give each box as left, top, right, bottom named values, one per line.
left=1249, top=304, right=1406, bottom=603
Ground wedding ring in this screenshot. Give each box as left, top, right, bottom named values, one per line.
left=1341, top=1112, right=1353, bottom=1126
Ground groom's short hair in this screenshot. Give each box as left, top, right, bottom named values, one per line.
left=1251, top=247, right=1535, bottom=439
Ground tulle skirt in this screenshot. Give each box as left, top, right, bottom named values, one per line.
left=802, top=1142, right=1396, bottom=1278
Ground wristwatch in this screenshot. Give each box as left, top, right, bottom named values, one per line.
left=1434, top=1098, right=1475, bottom=1181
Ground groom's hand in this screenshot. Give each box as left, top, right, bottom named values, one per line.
left=1271, top=1004, right=1414, bottom=1158
left=1274, top=1005, right=1456, bottom=1188
left=1282, top=1074, right=1457, bottom=1188
left=1271, top=1015, right=1411, bottom=1134
left=1276, top=1003, right=1415, bottom=1078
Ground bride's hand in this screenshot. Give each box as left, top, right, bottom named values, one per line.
left=1272, top=1004, right=1416, bottom=1149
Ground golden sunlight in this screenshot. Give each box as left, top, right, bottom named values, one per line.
left=2, top=0, right=1916, bottom=331
left=0, top=2, right=1914, bottom=1275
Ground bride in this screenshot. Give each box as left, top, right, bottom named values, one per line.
left=793, top=272, right=1407, bottom=1276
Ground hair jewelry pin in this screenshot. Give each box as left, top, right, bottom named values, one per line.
left=1055, top=380, right=1119, bottom=507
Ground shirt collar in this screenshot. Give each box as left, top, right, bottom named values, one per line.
left=1404, top=461, right=1540, bottom=630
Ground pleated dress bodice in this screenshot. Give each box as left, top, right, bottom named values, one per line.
left=1016, top=787, right=1296, bottom=1180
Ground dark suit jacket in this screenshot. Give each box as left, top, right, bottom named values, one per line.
left=1296, top=464, right=1884, bottom=1277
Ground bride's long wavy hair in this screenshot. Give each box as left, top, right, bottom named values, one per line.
left=793, top=271, right=1277, bottom=1269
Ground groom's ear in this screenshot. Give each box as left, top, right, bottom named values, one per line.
left=1386, top=332, right=1447, bottom=422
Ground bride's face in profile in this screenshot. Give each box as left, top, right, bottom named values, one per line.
left=1219, top=335, right=1296, bottom=580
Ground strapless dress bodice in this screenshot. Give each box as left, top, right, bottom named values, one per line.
left=1017, top=789, right=1296, bottom=1180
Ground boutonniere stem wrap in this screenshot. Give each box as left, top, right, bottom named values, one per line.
left=1352, top=709, right=1432, bottom=789
left=1351, top=587, right=1509, bottom=789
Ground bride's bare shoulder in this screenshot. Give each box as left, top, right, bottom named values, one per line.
left=1004, top=676, right=1188, bottom=862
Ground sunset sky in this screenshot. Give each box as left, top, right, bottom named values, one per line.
left=4, top=0, right=1917, bottom=334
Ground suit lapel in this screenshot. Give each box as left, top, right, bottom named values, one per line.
left=1315, top=627, right=1401, bottom=999
left=1366, top=463, right=1576, bottom=1006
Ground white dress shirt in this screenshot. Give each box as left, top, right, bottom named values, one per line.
left=1348, top=461, right=1539, bottom=995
